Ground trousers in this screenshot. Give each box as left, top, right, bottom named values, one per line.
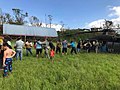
left=3, top=58, right=12, bottom=77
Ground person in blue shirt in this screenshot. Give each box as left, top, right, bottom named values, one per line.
left=36, top=39, right=42, bottom=58
left=70, top=41, right=77, bottom=54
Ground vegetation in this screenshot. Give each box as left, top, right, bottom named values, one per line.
left=0, top=8, right=40, bottom=26
left=0, top=50, right=120, bottom=90
left=58, top=30, right=102, bottom=41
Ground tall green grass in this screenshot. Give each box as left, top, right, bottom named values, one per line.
left=0, top=51, right=120, bottom=90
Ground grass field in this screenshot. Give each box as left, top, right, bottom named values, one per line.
left=0, top=51, right=120, bottom=90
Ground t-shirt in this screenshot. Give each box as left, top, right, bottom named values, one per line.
left=44, top=40, right=49, bottom=48
left=62, top=41, right=67, bottom=48
left=15, top=40, right=24, bottom=50
left=50, top=50, right=55, bottom=57
left=36, top=41, right=42, bottom=49
left=49, top=42, right=55, bottom=50
left=25, top=42, right=32, bottom=48
left=56, top=42, right=61, bottom=48
left=0, top=39, right=3, bottom=45
left=71, top=42, right=76, bottom=48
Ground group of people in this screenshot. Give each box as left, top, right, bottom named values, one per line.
left=0, top=36, right=107, bottom=77
left=0, top=37, right=56, bottom=77
left=0, top=37, right=16, bottom=77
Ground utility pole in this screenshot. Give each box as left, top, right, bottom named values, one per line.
left=48, top=15, right=52, bottom=28
left=45, top=14, right=47, bottom=27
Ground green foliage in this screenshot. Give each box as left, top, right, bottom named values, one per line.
left=58, top=30, right=100, bottom=41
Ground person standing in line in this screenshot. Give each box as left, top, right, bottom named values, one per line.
left=86, top=41, right=92, bottom=53
left=25, top=40, right=33, bottom=56
left=77, top=40, right=81, bottom=52
left=14, top=37, right=24, bottom=60
left=0, top=36, right=4, bottom=46
left=43, top=39, right=50, bottom=59
left=3, top=43, right=16, bottom=77
left=50, top=48, right=55, bottom=63
left=49, top=40, right=55, bottom=51
left=94, top=40, right=99, bottom=53
left=36, top=39, right=43, bottom=58
left=62, top=40, right=68, bottom=55
left=33, top=39, right=37, bottom=49
left=56, top=40, right=62, bottom=54
left=0, top=36, right=4, bottom=69
left=0, top=45, right=4, bottom=69
left=70, top=41, right=77, bottom=54
left=49, top=40, right=55, bottom=61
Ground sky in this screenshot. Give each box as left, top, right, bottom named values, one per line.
left=0, top=0, right=120, bottom=29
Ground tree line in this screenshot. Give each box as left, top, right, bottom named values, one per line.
left=0, top=8, right=42, bottom=26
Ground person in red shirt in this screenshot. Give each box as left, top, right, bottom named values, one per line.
left=50, top=49, right=55, bottom=61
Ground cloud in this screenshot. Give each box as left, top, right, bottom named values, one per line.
left=111, top=17, right=120, bottom=25
left=28, top=23, right=62, bottom=31
left=110, top=6, right=120, bottom=17
left=86, top=6, right=120, bottom=28
left=50, top=24, right=62, bottom=31
left=87, top=19, right=105, bottom=28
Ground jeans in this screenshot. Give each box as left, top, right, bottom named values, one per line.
left=77, top=48, right=81, bottom=52
left=26, top=48, right=32, bottom=56
left=16, top=49, right=22, bottom=60
left=3, top=58, right=12, bottom=77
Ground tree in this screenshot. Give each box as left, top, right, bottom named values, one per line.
left=60, top=21, right=65, bottom=31
left=12, top=8, right=28, bottom=25
left=0, top=15, right=5, bottom=24
left=29, top=16, right=40, bottom=26
left=3, top=13, right=14, bottom=24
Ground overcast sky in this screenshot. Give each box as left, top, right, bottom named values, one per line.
left=0, top=0, right=120, bottom=29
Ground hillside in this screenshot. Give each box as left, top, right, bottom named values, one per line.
left=58, top=29, right=102, bottom=41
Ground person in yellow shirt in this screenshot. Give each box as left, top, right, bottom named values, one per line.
left=0, top=36, right=4, bottom=45
left=25, top=40, right=33, bottom=56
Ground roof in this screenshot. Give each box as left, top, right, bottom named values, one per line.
left=3, top=24, right=58, bottom=37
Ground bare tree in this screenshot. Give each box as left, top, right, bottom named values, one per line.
left=105, top=20, right=113, bottom=29
left=3, top=13, right=14, bottom=23
left=12, top=8, right=28, bottom=25
left=29, top=16, right=39, bottom=26
left=60, top=21, right=65, bottom=31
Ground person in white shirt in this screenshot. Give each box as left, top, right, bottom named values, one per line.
left=14, top=37, right=24, bottom=60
